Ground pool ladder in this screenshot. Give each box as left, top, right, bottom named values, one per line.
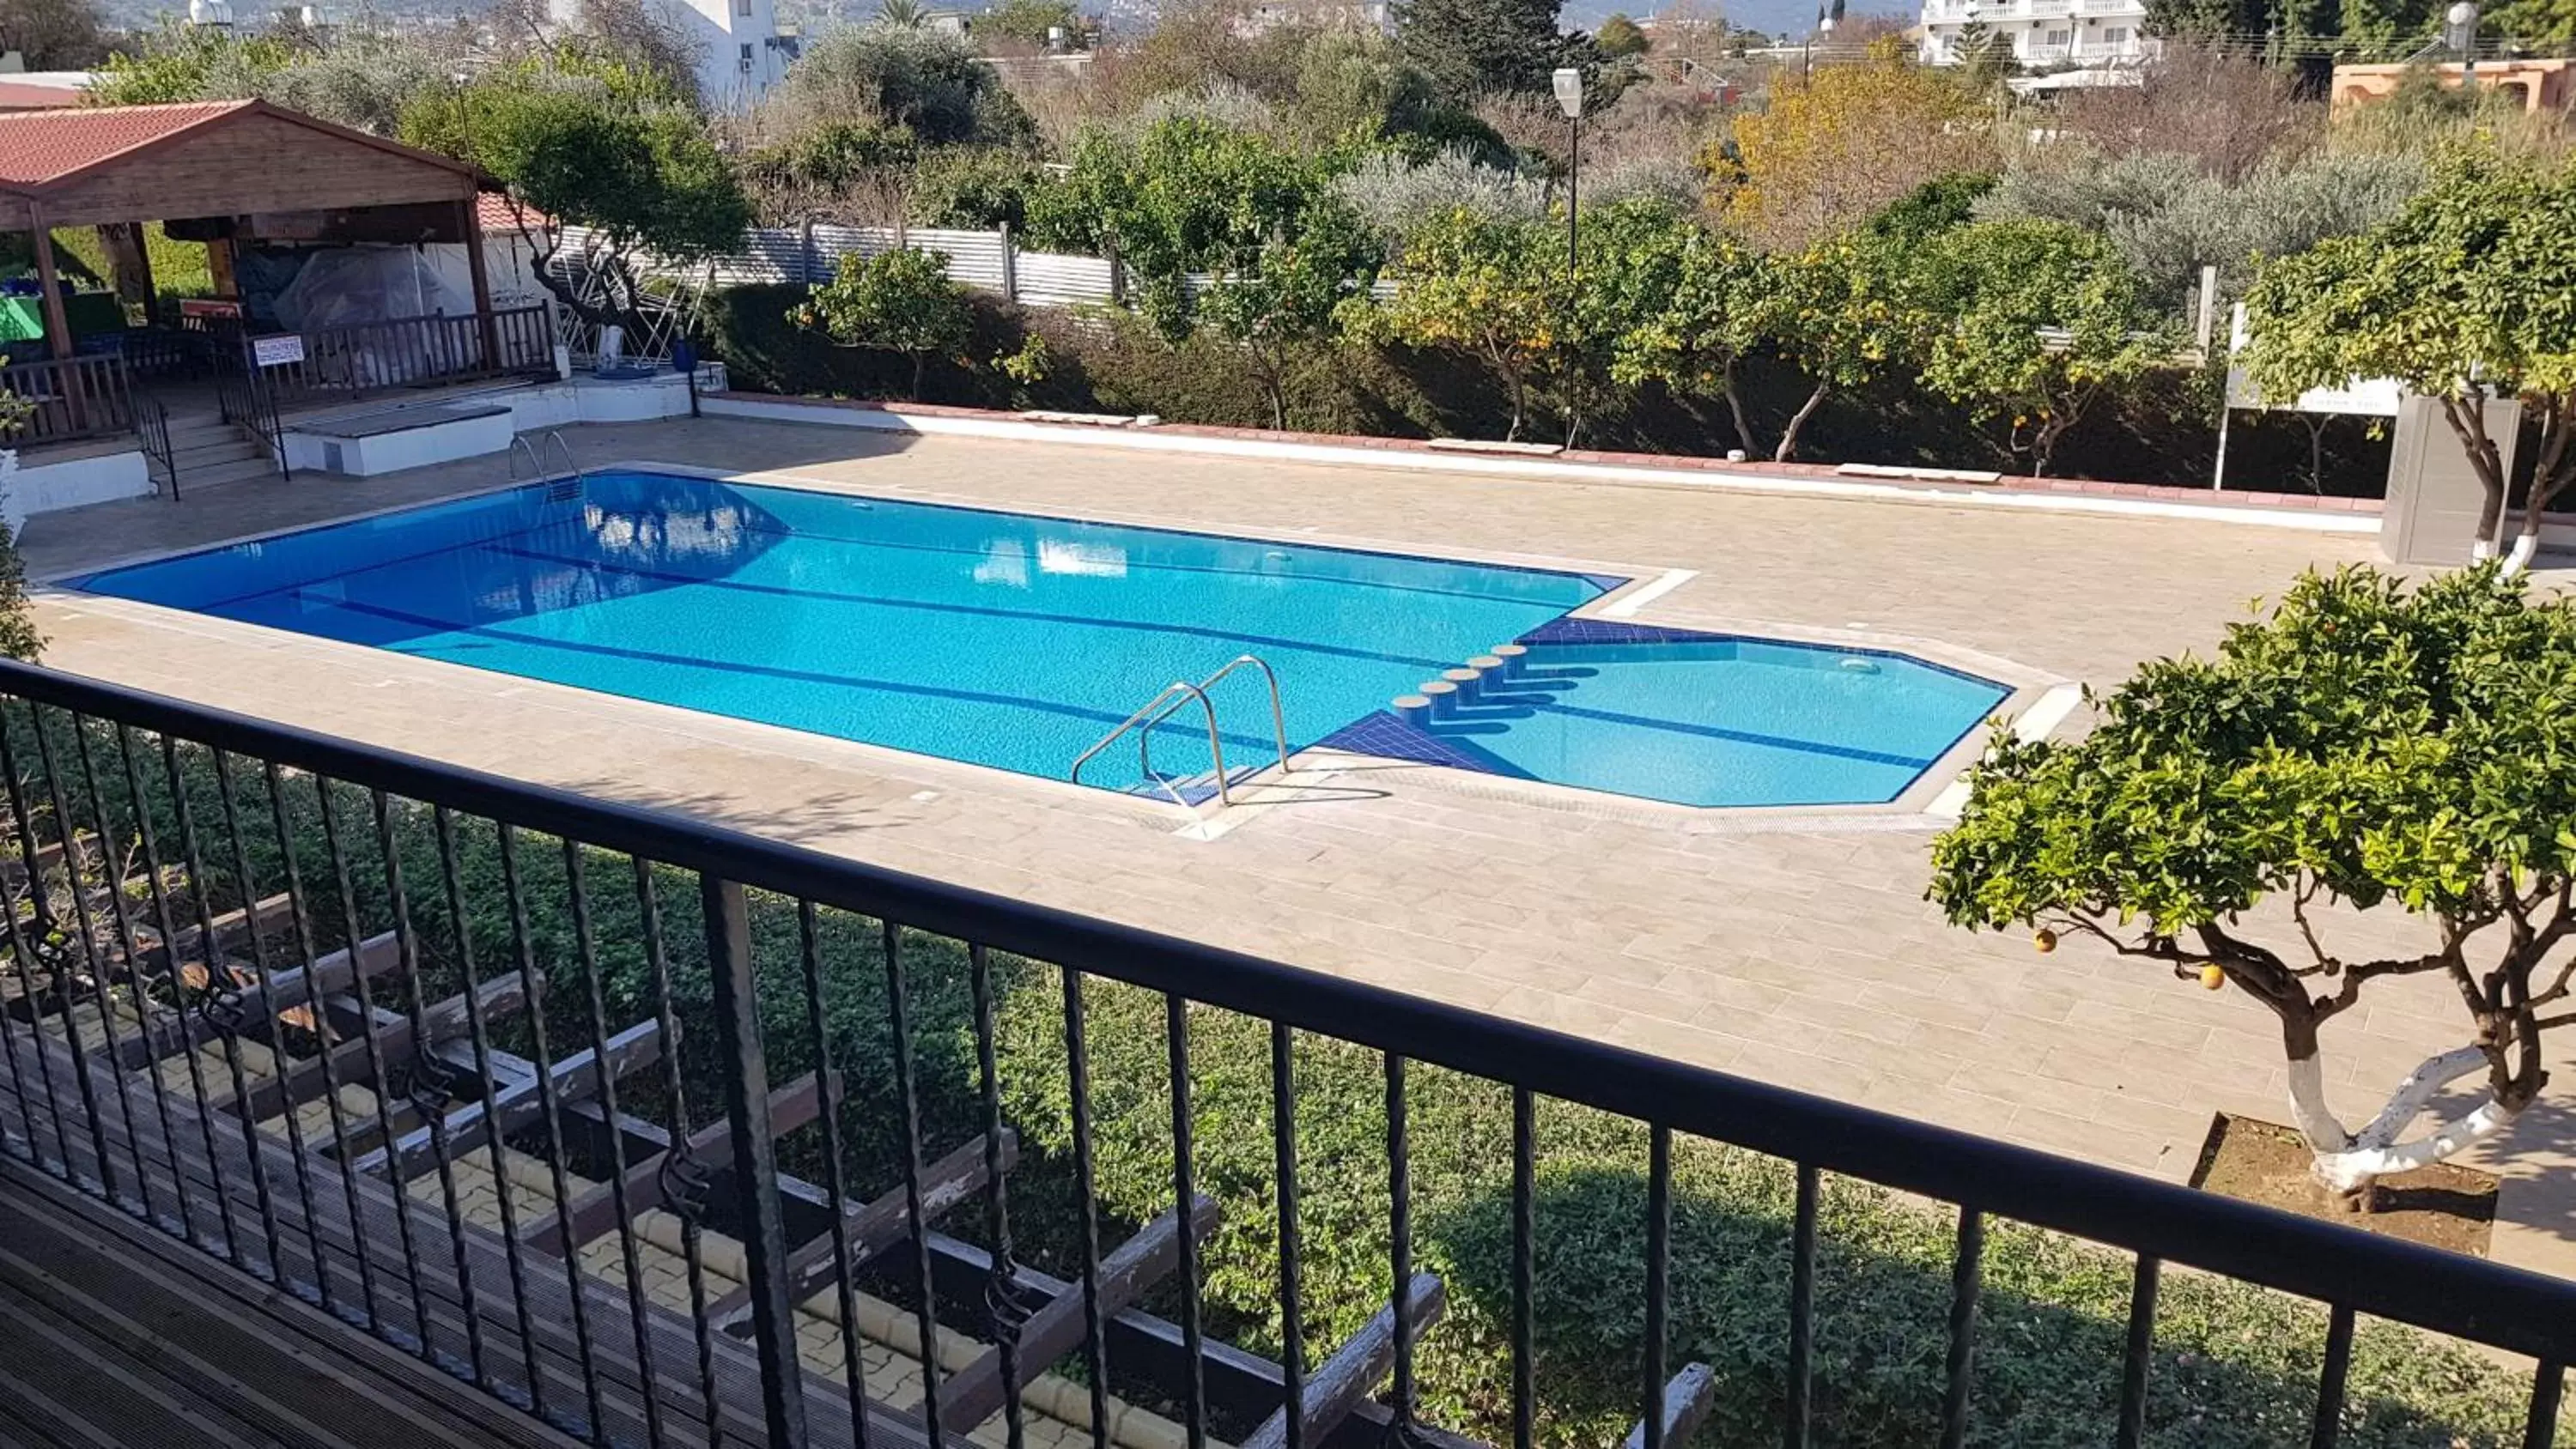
left=507, top=430, right=582, bottom=492
left=1072, top=654, right=1290, bottom=809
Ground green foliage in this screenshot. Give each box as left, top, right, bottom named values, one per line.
left=403, top=64, right=748, bottom=261
left=1864, top=171, right=1998, bottom=246
left=1358, top=206, right=1571, bottom=440
left=744, top=120, right=922, bottom=203
left=1331, top=147, right=1548, bottom=247
left=1755, top=230, right=1933, bottom=461
left=800, top=246, right=978, bottom=398
left=0, top=520, right=39, bottom=664
left=2243, top=149, right=2576, bottom=542
left=1194, top=202, right=1379, bottom=429
left=1026, top=116, right=1357, bottom=337
left=1394, top=0, right=1571, bottom=101
left=979, top=0, right=1081, bottom=46
left=1978, top=149, right=2425, bottom=310
left=0, top=0, right=104, bottom=70
left=1918, top=219, right=2166, bottom=476
left=1595, top=12, right=1650, bottom=57
left=911, top=148, right=1048, bottom=231
left=1934, top=566, right=2576, bottom=938
left=2488, top=0, right=2576, bottom=43
left=1608, top=215, right=1771, bottom=455
left=991, top=971, right=2552, bottom=1448
left=773, top=21, right=1036, bottom=148
left=88, top=21, right=299, bottom=106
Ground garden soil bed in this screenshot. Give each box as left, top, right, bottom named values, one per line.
left=2190, top=1113, right=2497, bottom=1256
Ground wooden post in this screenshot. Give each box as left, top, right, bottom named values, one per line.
left=29, top=210, right=73, bottom=361
left=460, top=197, right=501, bottom=372
left=999, top=221, right=1018, bottom=303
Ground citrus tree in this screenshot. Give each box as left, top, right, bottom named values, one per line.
left=1195, top=203, right=1378, bottom=432
left=799, top=246, right=975, bottom=399
left=1607, top=207, right=1773, bottom=457
left=1757, top=229, right=1931, bottom=462
left=1930, top=565, right=2576, bottom=1199
left=1358, top=207, right=1565, bottom=441
left=2242, top=149, right=2576, bottom=572
left=1028, top=116, right=1354, bottom=341
left=1918, top=219, right=2166, bottom=476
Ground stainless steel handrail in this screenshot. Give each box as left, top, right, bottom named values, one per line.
left=1071, top=680, right=1230, bottom=809
left=1135, top=654, right=1288, bottom=790
left=1070, top=653, right=1292, bottom=810
left=505, top=430, right=583, bottom=485
left=541, top=429, right=580, bottom=481
left=506, top=433, right=546, bottom=484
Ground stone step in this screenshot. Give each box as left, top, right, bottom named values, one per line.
left=169, top=438, right=264, bottom=466
left=162, top=454, right=280, bottom=489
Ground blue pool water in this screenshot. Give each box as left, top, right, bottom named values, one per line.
left=73, top=471, right=2008, bottom=808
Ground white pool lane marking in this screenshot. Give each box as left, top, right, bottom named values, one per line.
left=1599, top=568, right=1698, bottom=619
left=1924, top=681, right=2085, bottom=820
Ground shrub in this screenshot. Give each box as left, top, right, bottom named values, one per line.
left=800, top=246, right=979, bottom=399
left=1331, top=146, right=1548, bottom=247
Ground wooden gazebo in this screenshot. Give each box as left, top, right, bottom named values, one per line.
left=0, top=100, right=553, bottom=466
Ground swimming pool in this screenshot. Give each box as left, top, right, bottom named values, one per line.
left=72, top=470, right=2008, bottom=809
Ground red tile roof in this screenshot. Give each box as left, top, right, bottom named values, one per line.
left=477, top=191, right=552, bottom=233
left=0, top=100, right=249, bottom=188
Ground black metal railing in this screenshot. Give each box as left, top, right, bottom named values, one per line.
left=135, top=391, right=179, bottom=500
left=0, top=353, right=137, bottom=446
left=211, top=345, right=289, bottom=486
left=0, top=658, right=2570, bottom=1449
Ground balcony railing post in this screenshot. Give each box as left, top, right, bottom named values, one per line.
left=699, top=872, right=810, bottom=1447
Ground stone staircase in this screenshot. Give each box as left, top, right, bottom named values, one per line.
left=154, top=407, right=278, bottom=493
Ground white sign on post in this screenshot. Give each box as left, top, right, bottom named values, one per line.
left=251, top=334, right=305, bottom=368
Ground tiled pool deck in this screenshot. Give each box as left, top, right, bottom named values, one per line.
left=22, top=415, right=2576, bottom=1280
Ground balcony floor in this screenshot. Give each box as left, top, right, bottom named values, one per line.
left=0, top=1155, right=583, bottom=1449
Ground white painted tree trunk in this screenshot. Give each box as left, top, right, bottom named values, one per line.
left=2501, top=529, right=2539, bottom=577
left=2284, top=1047, right=2518, bottom=1194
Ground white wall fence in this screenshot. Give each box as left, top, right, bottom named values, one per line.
left=564, top=223, right=1394, bottom=312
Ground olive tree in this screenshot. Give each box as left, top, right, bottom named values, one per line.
left=1930, top=565, right=2576, bottom=1199
left=2242, top=151, right=2576, bottom=573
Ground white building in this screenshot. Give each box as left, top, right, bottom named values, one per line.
left=1917, top=0, right=2154, bottom=67
left=550, top=0, right=799, bottom=110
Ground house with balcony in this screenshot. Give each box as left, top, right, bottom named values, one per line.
left=1918, top=0, right=2157, bottom=67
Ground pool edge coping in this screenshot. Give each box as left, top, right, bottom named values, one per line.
left=33, top=456, right=2075, bottom=834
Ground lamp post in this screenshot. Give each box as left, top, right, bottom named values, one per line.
left=2445, top=0, right=2480, bottom=87
left=1802, top=0, right=1842, bottom=79
left=1552, top=66, right=1584, bottom=276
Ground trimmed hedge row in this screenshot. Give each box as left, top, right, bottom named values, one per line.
left=698, top=282, right=2398, bottom=494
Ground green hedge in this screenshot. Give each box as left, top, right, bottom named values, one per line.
left=701, top=282, right=2395, bottom=491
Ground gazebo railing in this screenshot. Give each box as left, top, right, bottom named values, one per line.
left=0, top=354, right=138, bottom=447
left=256, top=307, right=556, bottom=406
